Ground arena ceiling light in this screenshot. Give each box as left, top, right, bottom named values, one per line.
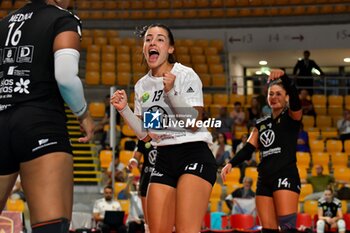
left=259, top=60, right=268, bottom=65
left=344, top=58, right=350, bottom=63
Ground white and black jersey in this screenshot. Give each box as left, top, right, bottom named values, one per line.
left=0, top=1, right=81, bottom=112
left=134, top=62, right=213, bottom=146
left=318, top=197, right=342, bottom=218
left=255, top=108, right=300, bottom=178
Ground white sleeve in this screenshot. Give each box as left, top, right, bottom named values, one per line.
left=179, top=70, right=203, bottom=107
left=54, top=48, right=87, bottom=117
left=134, top=84, right=142, bottom=116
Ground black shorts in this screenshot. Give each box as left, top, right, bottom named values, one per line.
left=140, top=165, right=153, bottom=197
left=150, top=141, right=217, bottom=188
left=256, top=166, right=301, bottom=197
left=0, top=106, right=72, bottom=175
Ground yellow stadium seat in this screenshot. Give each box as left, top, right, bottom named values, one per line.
left=345, top=95, right=350, bottom=107
left=223, top=167, right=240, bottom=184
left=341, top=200, right=348, bottom=214
left=117, top=54, right=131, bottom=63
left=190, top=47, right=204, bottom=55
left=117, top=63, right=131, bottom=73
left=326, top=140, right=343, bottom=154
left=299, top=184, right=313, bottom=202
left=105, top=30, right=119, bottom=39
left=205, top=47, right=219, bottom=56
left=209, top=40, right=223, bottom=52
left=158, top=10, right=171, bottom=19
left=200, top=74, right=211, bottom=87
left=143, top=0, right=156, bottom=9
left=312, top=152, right=330, bottom=167
left=321, top=127, right=338, bottom=139
left=328, top=95, right=344, bottom=107
left=334, top=4, right=348, bottom=13
left=6, top=199, right=25, bottom=212
left=99, top=150, right=113, bottom=169
left=209, top=64, right=224, bottom=74
left=102, top=45, right=115, bottom=54
left=209, top=104, right=222, bottom=117
left=109, top=37, right=123, bottom=47
left=116, top=72, right=131, bottom=86
left=331, top=152, right=348, bottom=168
left=245, top=167, right=258, bottom=183
left=298, top=167, right=308, bottom=181
left=212, top=74, right=226, bottom=87
left=172, top=10, right=185, bottom=18
left=89, top=102, right=105, bottom=118
left=102, top=62, right=115, bottom=72
left=211, top=0, right=224, bottom=7
left=176, top=46, right=189, bottom=55
left=212, top=93, right=229, bottom=105
left=303, top=200, right=318, bottom=215
left=91, top=1, right=104, bottom=9
left=86, top=53, right=100, bottom=63
left=191, top=55, right=206, bottom=64
left=87, top=45, right=101, bottom=53
left=13, top=0, right=26, bottom=9
left=203, top=93, right=213, bottom=106
left=177, top=54, right=191, bottom=64
left=207, top=55, right=221, bottom=64
left=297, top=152, right=311, bottom=168
left=94, top=37, right=108, bottom=46
left=80, top=36, right=93, bottom=49
left=104, top=1, right=117, bottom=9
left=85, top=71, right=100, bottom=85
left=307, top=128, right=321, bottom=141
left=158, top=0, right=170, bottom=8
left=314, top=106, right=327, bottom=116
left=229, top=94, right=245, bottom=105
left=116, top=45, right=130, bottom=54
left=121, top=124, right=136, bottom=137
left=193, top=64, right=208, bottom=74
left=312, top=94, right=327, bottom=107
left=122, top=38, right=137, bottom=47
left=85, top=61, right=100, bottom=72
left=119, top=200, right=130, bottom=214
left=195, top=39, right=210, bottom=48
left=302, top=115, right=315, bottom=128
left=76, top=0, right=90, bottom=10
left=101, top=72, right=116, bottom=86
left=209, top=198, right=220, bottom=212
left=172, top=0, right=183, bottom=8
left=344, top=140, right=350, bottom=154
left=333, top=167, right=350, bottom=183
left=102, top=53, right=115, bottom=63
left=316, top=115, right=332, bottom=128
left=119, top=150, right=134, bottom=165
left=210, top=183, right=222, bottom=199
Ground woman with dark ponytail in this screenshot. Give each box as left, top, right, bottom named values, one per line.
left=222, top=70, right=302, bottom=233
left=0, top=1, right=94, bottom=232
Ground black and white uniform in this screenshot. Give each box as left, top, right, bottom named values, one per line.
left=318, top=197, right=342, bottom=219
left=134, top=62, right=217, bottom=187
left=0, top=2, right=81, bottom=174
left=136, top=140, right=157, bottom=197
left=255, top=108, right=301, bottom=197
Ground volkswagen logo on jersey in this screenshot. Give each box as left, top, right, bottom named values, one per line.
left=260, top=129, right=275, bottom=147
left=148, top=149, right=157, bottom=166
left=143, top=105, right=169, bottom=129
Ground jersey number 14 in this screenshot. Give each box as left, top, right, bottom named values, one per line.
left=278, top=178, right=291, bottom=188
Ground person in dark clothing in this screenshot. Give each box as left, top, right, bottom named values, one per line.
left=225, top=177, right=255, bottom=211
left=222, top=70, right=302, bottom=233
left=293, top=50, right=324, bottom=95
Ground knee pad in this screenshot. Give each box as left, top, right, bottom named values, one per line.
left=316, top=220, right=325, bottom=233
left=278, top=213, right=297, bottom=231
left=337, top=219, right=346, bottom=232
left=32, top=218, right=70, bottom=233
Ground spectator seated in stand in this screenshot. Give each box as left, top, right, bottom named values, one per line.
left=316, top=186, right=346, bottom=233
left=297, top=123, right=311, bottom=153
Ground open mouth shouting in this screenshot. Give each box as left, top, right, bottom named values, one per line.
left=148, top=49, right=159, bottom=63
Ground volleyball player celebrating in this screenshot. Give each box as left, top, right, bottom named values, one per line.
left=111, top=24, right=217, bottom=233
left=0, top=1, right=94, bottom=232
left=221, top=71, right=302, bottom=233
